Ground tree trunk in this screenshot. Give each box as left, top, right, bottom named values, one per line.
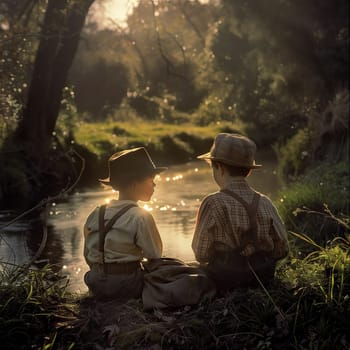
left=0, top=0, right=94, bottom=208
left=14, top=0, right=94, bottom=166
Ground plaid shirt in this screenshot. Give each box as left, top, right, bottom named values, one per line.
left=192, top=178, right=289, bottom=263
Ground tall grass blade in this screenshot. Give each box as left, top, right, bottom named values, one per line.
left=289, top=231, right=324, bottom=250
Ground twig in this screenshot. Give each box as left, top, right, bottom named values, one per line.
left=247, top=260, right=286, bottom=320
left=21, top=210, right=48, bottom=272
left=293, top=205, right=350, bottom=230
left=150, top=0, right=187, bottom=80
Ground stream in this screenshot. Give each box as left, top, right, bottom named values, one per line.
left=0, top=156, right=281, bottom=293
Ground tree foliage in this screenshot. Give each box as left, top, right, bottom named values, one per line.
left=0, top=0, right=43, bottom=142
left=70, top=0, right=217, bottom=120
left=0, top=0, right=94, bottom=208
left=0, top=0, right=348, bottom=205
left=195, top=0, right=349, bottom=144
left=69, top=0, right=348, bottom=144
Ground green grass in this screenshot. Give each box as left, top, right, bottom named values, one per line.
left=1, top=154, right=349, bottom=348
left=1, top=221, right=349, bottom=349
left=0, top=264, right=78, bottom=349
left=276, top=162, right=349, bottom=244
left=73, top=229, right=349, bottom=350
left=74, top=119, right=242, bottom=158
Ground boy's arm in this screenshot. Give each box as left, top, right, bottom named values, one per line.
left=269, top=205, right=289, bottom=260
left=192, top=197, right=215, bottom=263
left=135, top=211, right=163, bottom=259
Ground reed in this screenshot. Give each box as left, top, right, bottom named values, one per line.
left=0, top=263, right=77, bottom=349
left=276, top=162, right=349, bottom=245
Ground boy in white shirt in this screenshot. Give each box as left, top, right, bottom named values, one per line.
left=83, top=147, right=166, bottom=300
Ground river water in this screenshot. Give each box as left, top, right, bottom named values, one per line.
left=0, top=157, right=280, bottom=293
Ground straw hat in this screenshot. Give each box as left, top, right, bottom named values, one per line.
left=197, top=133, right=262, bottom=169
left=99, top=147, right=167, bottom=187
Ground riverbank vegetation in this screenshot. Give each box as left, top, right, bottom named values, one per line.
left=1, top=214, right=349, bottom=349
left=1, top=160, right=348, bottom=348
left=73, top=119, right=241, bottom=162
left=277, top=162, right=349, bottom=244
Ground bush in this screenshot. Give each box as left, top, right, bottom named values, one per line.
left=276, top=162, right=349, bottom=244
left=275, top=128, right=312, bottom=182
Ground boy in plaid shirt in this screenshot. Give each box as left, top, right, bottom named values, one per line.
left=192, top=133, right=289, bottom=291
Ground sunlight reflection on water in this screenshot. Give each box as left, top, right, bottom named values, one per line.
left=50, top=161, right=216, bottom=292
left=0, top=157, right=280, bottom=293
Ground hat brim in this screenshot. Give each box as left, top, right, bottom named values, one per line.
left=98, top=177, right=113, bottom=186
left=98, top=167, right=167, bottom=186
left=148, top=167, right=168, bottom=174
left=197, top=153, right=262, bottom=169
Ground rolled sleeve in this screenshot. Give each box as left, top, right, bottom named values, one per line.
left=135, top=211, right=163, bottom=259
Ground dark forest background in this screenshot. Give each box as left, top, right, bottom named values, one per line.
left=0, top=0, right=349, bottom=210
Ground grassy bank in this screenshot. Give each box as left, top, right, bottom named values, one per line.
left=73, top=120, right=237, bottom=159
left=276, top=162, right=349, bottom=250
left=2, top=121, right=349, bottom=349
left=1, top=222, right=349, bottom=349
left=71, top=119, right=244, bottom=188
left=1, top=119, right=245, bottom=201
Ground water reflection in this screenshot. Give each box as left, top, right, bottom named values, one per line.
left=0, top=157, right=280, bottom=293
left=26, top=221, right=65, bottom=269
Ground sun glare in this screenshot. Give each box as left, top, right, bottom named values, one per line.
left=91, top=0, right=210, bottom=28
left=91, top=0, right=139, bottom=28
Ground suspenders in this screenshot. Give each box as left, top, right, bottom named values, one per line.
left=210, top=189, right=276, bottom=289
left=98, top=204, right=137, bottom=267
left=220, top=189, right=260, bottom=254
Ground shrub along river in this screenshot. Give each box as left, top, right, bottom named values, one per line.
left=0, top=155, right=280, bottom=293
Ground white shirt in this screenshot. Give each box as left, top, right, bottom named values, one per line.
left=84, top=199, right=163, bottom=265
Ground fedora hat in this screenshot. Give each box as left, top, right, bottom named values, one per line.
left=99, top=147, right=167, bottom=187
left=197, top=133, right=262, bottom=169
